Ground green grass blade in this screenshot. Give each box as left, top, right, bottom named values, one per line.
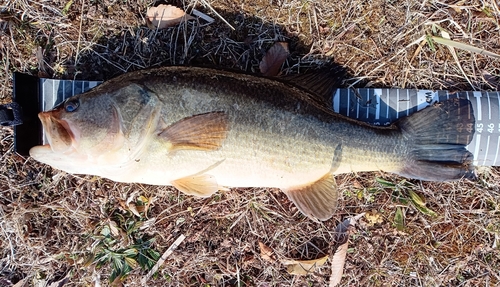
left=409, top=190, right=437, bottom=217
left=394, top=207, right=405, bottom=231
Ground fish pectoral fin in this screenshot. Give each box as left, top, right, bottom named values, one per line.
left=284, top=173, right=338, bottom=221
left=158, top=112, right=229, bottom=151
left=172, top=174, right=219, bottom=197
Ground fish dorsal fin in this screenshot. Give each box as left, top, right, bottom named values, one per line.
left=283, top=143, right=342, bottom=221
left=284, top=173, right=339, bottom=221
left=158, top=112, right=229, bottom=151
left=279, top=65, right=345, bottom=106
left=172, top=174, right=219, bottom=197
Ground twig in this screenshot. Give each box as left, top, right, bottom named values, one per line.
left=199, top=0, right=235, bottom=30
left=366, top=35, right=426, bottom=78
left=434, top=31, right=474, bottom=90
left=0, top=218, right=14, bottom=261
left=74, top=0, right=85, bottom=68
left=192, top=9, right=215, bottom=23
left=141, top=234, right=186, bottom=285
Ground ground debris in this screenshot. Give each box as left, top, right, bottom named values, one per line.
left=259, top=42, right=290, bottom=76
left=0, top=0, right=499, bottom=286
left=146, top=4, right=194, bottom=29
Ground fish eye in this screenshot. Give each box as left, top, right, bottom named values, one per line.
left=64, top=99, right=80, bottom=113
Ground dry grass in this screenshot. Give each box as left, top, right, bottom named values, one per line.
left=1, top=0, right=500, bottom=286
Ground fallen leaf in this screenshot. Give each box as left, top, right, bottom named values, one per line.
left=365, top=211, right=383, bottom=226
left=139, top=195, right=155, bottom=216
left=139, top=217, right=156, bottom=230
left=259, top=42, right=289, bottom=77
left=258, top=241, right=274, bottom=263
left=329, top=213, right=365, bottom=286
left=128, top=202, right=141, bottom=217
left=118, top=199, right=128, bottom=210
left=282, top=255, right=329, bottom=275
left=175, top=217, right=185, bottom=225
left=138, top=195, right=149, bottom=203
left=146, top=5, right=194, bottom=29
left=108, top=220, right=120, bottom=237
left=352, top=180, right=363, bottom=189
left=329, top=241, right=348, bottom=286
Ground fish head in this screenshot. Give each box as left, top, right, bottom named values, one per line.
left=30, top=92, right=125, bottom=170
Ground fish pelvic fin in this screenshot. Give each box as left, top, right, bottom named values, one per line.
left=172, top=174, right=219, bottom=197
left=284, top=173, right=339, bottom=222
left=159, top=112, right=229, bottom=151
left=397, top=98, right=476, bottom=181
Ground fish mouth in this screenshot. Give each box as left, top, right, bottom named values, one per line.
left=38, top=111, right=75, bottom=153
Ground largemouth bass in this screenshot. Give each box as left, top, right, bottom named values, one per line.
left=29, top=66, right=475, bottom=221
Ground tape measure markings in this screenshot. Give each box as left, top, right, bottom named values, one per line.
left=494, top=135, right=500, bottom=165
left=356, top=90, right=360, bottom=118
left=347, top=88, right=351, bottom=117
left=473, top=91, right=482, bottom=121
left=368, top=89, right=376, bottom=122
left=484, top=135, right=491, bottom=166
left=375, top=89, right=381, bottom=120
left=366, top=89, right=372, bottom=121
left=333, top=89, right=340, bottom=113
left=487, top=92, right=492, bottom=120
left=406, top=89, right=410, bottom=117
left=396, top=89, right=400, bottom=118
left=385, top=89, right=390, bottom=120
left=473, top=134, right=481, bottom=166
left=496, top=91, right=500, bottom=121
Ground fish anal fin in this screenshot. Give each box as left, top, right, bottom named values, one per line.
left=284, top=173, right=338, bottom=221
left=159, top=112, right=229, bottom=151
left=172, top=174, right=219, bottom=197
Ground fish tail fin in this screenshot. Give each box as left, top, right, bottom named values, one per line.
left=397, top=98, right=476, bottom=181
